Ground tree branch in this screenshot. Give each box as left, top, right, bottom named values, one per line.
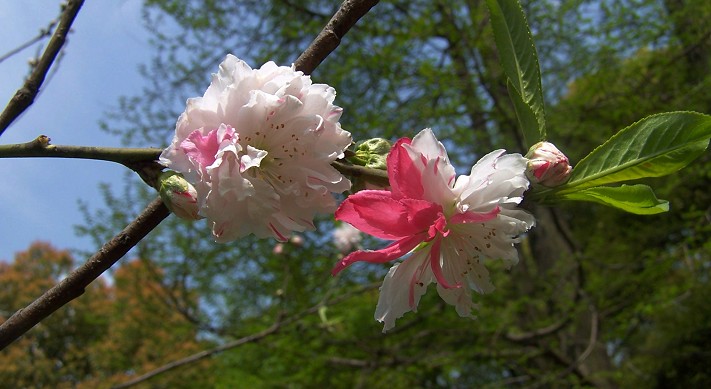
left=0, top=0, right=85, bottom=137
left=0, top=197, right=170, bottom=350
left=0, top=136, right=389, bottom=189
left=293, top=0, right=380, bottom=75
left=0, top=135, right=162, bottom=163
left=0, top=135, right=165, bottom=187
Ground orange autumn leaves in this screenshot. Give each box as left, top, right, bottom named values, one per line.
left=0, top=242, right=212, bottom=388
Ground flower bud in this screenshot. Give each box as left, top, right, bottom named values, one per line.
left=525, top=141, right=572, bottom=187
left=158, top=171, right=202, bottom=220
left=348, top=138, right=392, bottom=192
left=351, top=138, right=391, bottom=170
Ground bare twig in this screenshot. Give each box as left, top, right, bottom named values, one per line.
left=0, top=135, right=165, bottom=187
left=505, top=317, right=571, bottom=342
left=0, top=198, right=170, bottom=350
left=0, top=0, right=85, bottom=137
left=112, top=322, right=281, bottom=389
left=0, top=135, right=162, bottom=163
left=293, top=0, right=380, bottom=75
left=112, top=282, right=380, bottom=388
left=0, top=19, right=57, bottom=64
left=529, top=305, right=600, bottom=389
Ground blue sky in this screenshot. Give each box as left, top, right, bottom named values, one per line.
left=0, top=1, right=154, bottom=261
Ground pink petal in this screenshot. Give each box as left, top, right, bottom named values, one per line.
left=335, top=191, right=440, bottom=240
left=181, top=129, right=220, bottom=168
left=331, top=232, right=427, bottom=275
left=387, top=138, right=424, bottom=200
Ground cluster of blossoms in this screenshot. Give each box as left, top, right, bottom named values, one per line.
left=159, top=56, right=576, bottom=330
left=160, top=55, right=352, bottom=242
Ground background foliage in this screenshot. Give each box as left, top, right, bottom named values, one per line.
left=2, top=0, right=710, bottom=387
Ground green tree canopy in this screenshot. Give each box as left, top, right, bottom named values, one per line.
left=54, top=0, right=711, bottom=387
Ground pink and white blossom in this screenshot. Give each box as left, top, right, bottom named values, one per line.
left=160, top=55, right=352, bottom=242
left=333, top=129, right=535, bottom=331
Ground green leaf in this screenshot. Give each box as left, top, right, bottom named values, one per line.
left=557, top=112, right=711, bottom=193
left=486, top=0, right=546, bottom=144
left=559, top=184, right=669, bottom=215
left=507, top=81, right=539, bottom=146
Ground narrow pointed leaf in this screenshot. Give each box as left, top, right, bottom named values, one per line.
left=507, top=81, right=539, bottom=146
left=555, top=112, right=711, bottom=194
left=559, top=184, right=669, bottom=215
left=486, top=0, right=546, bottom=144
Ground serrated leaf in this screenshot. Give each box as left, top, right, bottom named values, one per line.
left=486, top=0, right=546, bottom=144
left=555, top=112, right=711, bottom=194
left=560, top=184, right=669, bottom=214
left=507, top=81, right=539, bottom=145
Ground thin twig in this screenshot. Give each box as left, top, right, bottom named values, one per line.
left=505, top=317, right=570, bottom=342
left=112, top=322, right=281, bottom=389
left=0, top=19, right=57, bottom=64
left=0, top=0, right=85, bottom=137
left=112, top=282, right=380, bottom=388
left=0, top=198, right=170, bottom=350
left=293, top=0, right=380, bottom=75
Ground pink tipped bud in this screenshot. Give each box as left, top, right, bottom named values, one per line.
left=158, top=171, right=202, bottom=220
left=525, top=142, right=572, bottom=187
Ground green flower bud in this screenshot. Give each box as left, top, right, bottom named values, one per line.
left=351, top=138, right=391, bottom=170
left=158, top=171, right=202, bottom=220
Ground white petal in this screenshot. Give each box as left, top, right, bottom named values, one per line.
left=375, top=250, right=434, bottom=332
left=240, top=145, right=268, bottom=172
left=403, top=128, right=458, bottom=205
